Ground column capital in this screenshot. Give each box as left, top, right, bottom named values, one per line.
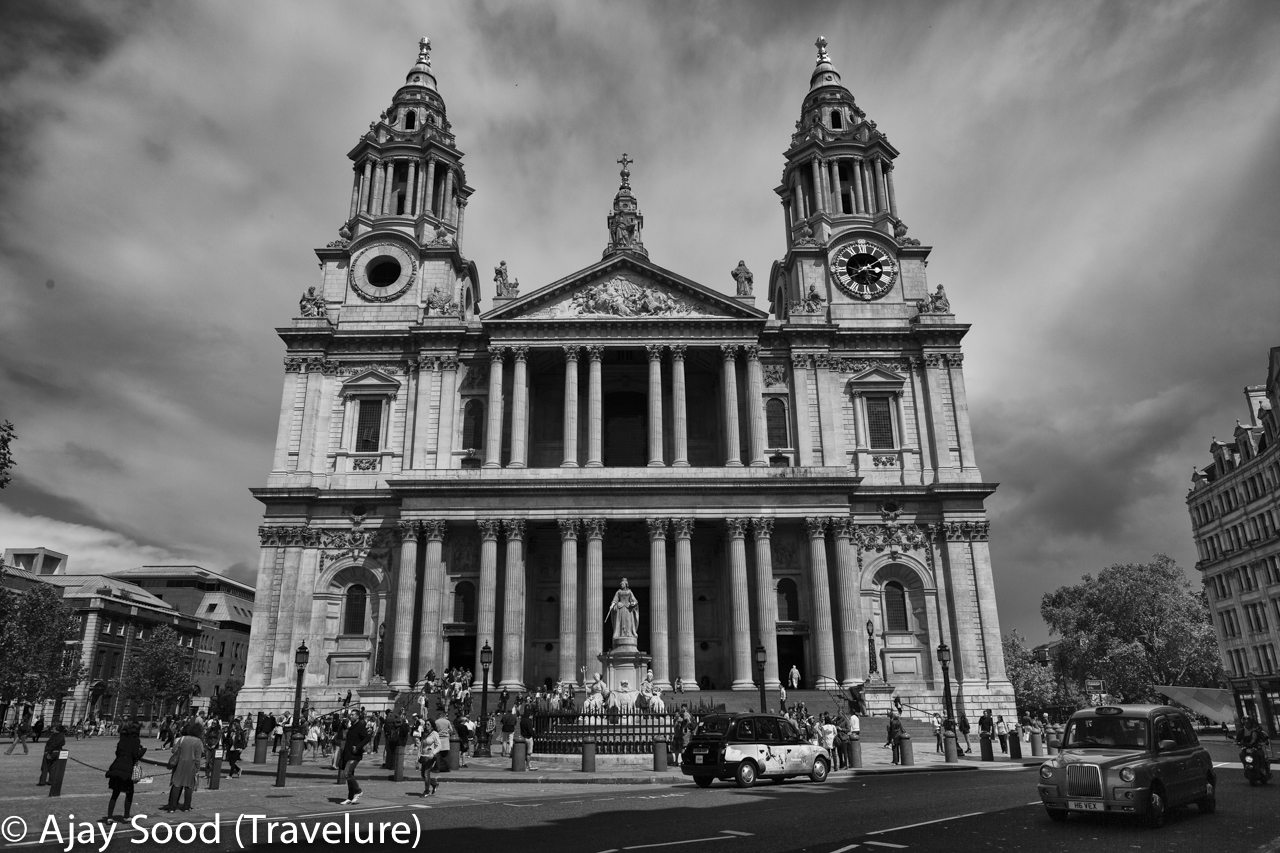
left=720, top=343, right=739, bottom=361
left=830, top=516, right=855, bottom=539
left=671, top=518, right=694, bottom=540
left=583, top=517, right=607, bottom=540
left=790, top=352, right=811, bottom=369
left=670, top=344, right=687, bottom=360
left=587, top=345, right=604, bottom=362
left=646, top=517, right=669, bottom=540
left=422, top=519, right=447, bottom=541
left=395, top=520, right=419, bottom=541
left=805, top=516, right=829, bottom=539
left=751, top=517, right=774, bottom=540
left=502, top=518, right=525, bottom=541
left=646, top=344, right=664, bottom=361
left=488, top=345, right=506, bottom=363
left=725, top=517, right=750, bottom=539
left=440, top=354, right=459, bottom=371
left=923, top=352, right=944, bottom=368
left=477, top=519, right=501, bottom=540
left=743, top=344, right=761, bottom=361
left=512, top=345, right=529, bottom=362
left=558, top=518, right=580, bottom=540
left=563, top=345, right=581, bottom=362
left=946, top=353, right=964, bottom=367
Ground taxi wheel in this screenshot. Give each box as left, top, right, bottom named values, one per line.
left=734, top=760, right=757, bottom=788
left=1145, top=787, right=1167, bottom=828
left=810, top=757, right=830, bottom=783
left=1045, top=808, right=1068, bottom=823
left=693, top=775, right=714, bottom=788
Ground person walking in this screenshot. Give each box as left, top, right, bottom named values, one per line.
left=520, top=706, right=538, bottom=771
left=331, top=712, right=349, bottom=773
left=38, top=724, right=66, bottom=786
left=339, top=709, right=371, bottom=806
left=932, top=712, right=944, bottom=753
left=31, top=716, right=44, bottom=743
left=103, top=722, right=146, bottom=823
left=788, top=665, right=801, bottom=689
left=418, top=723, right=440, bottom=796
left=499, top=707, right=518, bottom=757
left=958, top=713, right=972, bottom=754
left=225, top=719, right=246, bottom=778
left=433, top=713, right=453, bottom=773
left=995, top=715, right=1009, bottom=754
left=979, top=709, right=994, bottom=754
left=161, top=722, right=204, bottom=813
left=6, top=711, right=32, bottom=754
left=886, top=712, right=904, bottom=765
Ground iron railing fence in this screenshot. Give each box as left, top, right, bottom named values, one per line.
left=530, top=710, right=680, bottom=755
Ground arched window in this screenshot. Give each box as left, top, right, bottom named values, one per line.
left=831, top=110, right=843, bottom=130
left=766, top=398, right=790, bottom=447
left=884, top=581, right=908, bottom=632
left=776, top=578, right=800, bottom=622
left=453, top=581, right=476, bottom=623
left=343, top=584, right=367, bottom=635
left=462, top=399, right=485, bottom=450
left=404, top=111, right=416, bottom=130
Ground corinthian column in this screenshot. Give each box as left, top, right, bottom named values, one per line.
left=646, top=345, right=665, bottom=467
left=418, top=520, right=447, bottom=676
left=586, top=346, right=603, bottom=468
left=435, top=356, right=459, bottom=469
left=744, top=345, right=767, bottom=466
left=726, top=518, right=754, bottom=690
left=751, top=517, right=780, bottom=688
left=562, top=346, right=580, bottom=467
left=670, top=345, right=689, bottom=467
left=475, top=520, right=499, bottom=679
left=672, top=518, right=697, bottom=688
left=484, top=346, right=505, bottom=468
left=509, top=346, right=529, bottom=468
left=583, top=518, right=606, bottom=670
left=499, top=519, right=526, bottom=690
left=805, top=517, right=839, bottom=688
left=830, top=517, right=865, bottom=686
left=390, top=521, right=419, bottom=689
left=721, top=344, right=742, bottom=467
left=557, top=519, right=580, bottom=683
left=647, top=517, right=671, bottom=688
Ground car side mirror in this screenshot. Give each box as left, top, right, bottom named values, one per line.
left=1157, top=739, right=1177, bottom=752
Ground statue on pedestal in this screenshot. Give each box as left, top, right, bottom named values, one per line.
left=606, top=578, right=640, bottom=645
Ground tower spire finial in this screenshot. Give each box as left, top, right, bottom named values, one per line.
left=617, top=152, right=633, bottom=189
left=418, top=36, right=431, bottom=67
left=815, top=35, right=829, bottom=62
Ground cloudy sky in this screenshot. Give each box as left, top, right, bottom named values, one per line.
left=2, top=0, right=1278, bottom=645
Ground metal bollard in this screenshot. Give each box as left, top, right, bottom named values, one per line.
left=253, top=734, right=269, bottom=764
left=289, top=733, right=304, bottom=766
left=980, top=732, right=994, bottom=762
left=898, top=732, right=914, bottom=766
left=511, top=735, right=527, bottom=772
left=274, top=747, right=289, bottom=787
left=1053, top=725, right=1065, bottom=755
left=943, top=730, right=959, bottom=763
left=448, top=735, right=461, bottom=770
left=1009, top=731, right=1023, bottom=759
left=581, top=736, right=596, bottom=773
left=48, top=749, right=69, bottom=797
left=1030, top=731, right=1043, bottom=757
left=208, top=748, right=223, bottom=790
left=850, top=734, right=862, bottom=769
left=652, top=741, right=665, bottom=772
left=392, top=745, right=405, bottom=782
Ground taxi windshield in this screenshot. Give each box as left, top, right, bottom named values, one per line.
left=695, top=716, right=733, bottom=736
left=1062, top=716, right=1149, bottom=750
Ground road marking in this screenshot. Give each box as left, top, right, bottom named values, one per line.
left=503, top=801, right=543, bottom=808
left=829, top=845, right=860, bottom=853
left=865, top=843, right=907, bottom=849
left=721, top=831, right=752, bottom=836
left=866, top=811, right=985, bottom=835
left=614, top=830, right=754, bottom=850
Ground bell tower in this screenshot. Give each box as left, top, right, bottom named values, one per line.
left=770, top=37, right=932, bottom=327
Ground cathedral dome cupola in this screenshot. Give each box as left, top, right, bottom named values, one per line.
left=602, top=153, right=648, bottom=260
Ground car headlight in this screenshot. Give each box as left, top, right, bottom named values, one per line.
left=1119, top=767, right=1135, bottom=783
left=1039, top=763, right=1055, bottom=780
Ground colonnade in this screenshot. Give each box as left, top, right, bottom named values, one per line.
left=348, top=154, right=464, bottom=230
left=386, top=515, right=870, bottom=693
left=786, top=154, right=896, bottom=223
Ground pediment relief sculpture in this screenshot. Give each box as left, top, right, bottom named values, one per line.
left=525, top=273, right=711, bottom=319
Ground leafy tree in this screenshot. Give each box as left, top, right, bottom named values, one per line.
left=1003, top=630, right=1058, bottom=710
left=1040, top=554, right=1222, bottom=703
left=0, top=581, right=85, bottom=706
left=211, top=677, right=242, bottom=719
left=117, top=624, right=196, bottom=718
left=0, top=420, right=15, bottom=488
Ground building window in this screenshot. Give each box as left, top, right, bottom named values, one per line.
left=453, top=581, right=476, bottom=623
left=866, top=396, right=896, bottom=449
left=766, top=398, right=790, bottom=447
left=404, top=110, right=416, bottom=130
left=343, top=584, right=367, bottom=635
left=830, top=109, right=843, bottom=130
left=462, top=399, right=485, bottom=450
left=355, top=400, right=383, bottom=452
left=884, top=581, right=909, bottom=631
left=776, top=578, right=800, bottom=622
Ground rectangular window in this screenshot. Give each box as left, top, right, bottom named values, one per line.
left=355, top=399, right=383, bottom=452
left=865, top=396, right=895, bottom=449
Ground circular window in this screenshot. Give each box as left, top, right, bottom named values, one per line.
left=366, top=257, right=401, bottom=287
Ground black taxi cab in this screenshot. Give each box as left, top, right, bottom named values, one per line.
left=1036, top=705, right=1215, bottom=827
left=681, top=712, right=831, bottom=788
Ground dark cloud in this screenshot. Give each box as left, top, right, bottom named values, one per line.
left=61, top=442, right=126, bottom=474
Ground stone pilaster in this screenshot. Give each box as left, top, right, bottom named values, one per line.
left=389, top=521, right=419, bottom=689
left=509, top=346, right=529, bottom=468
left=790, top=354, right=814, bottom=466
left=670, top=345, right=690, bottom=467
left=484, top=346, right=505, bottom=468
left=499, top=518, right=526, bottom=689
left=557, top=518, right=580, bottom=684
left=583, top=517, right=606, bottom=672
left=647, top=517, right=670, bottom=688
left=726, top=518, right=754, bottom=689
left=805, top=517, right=838, bottom=689
left=418, top=520, right=447, bottom=677
left=435, top=356, right=459, bottom=469
left=672, top=518, right=697, bottom=689
left=475, top=520, right=500, bottom=680
left=751, top=517, right=780, bottom=688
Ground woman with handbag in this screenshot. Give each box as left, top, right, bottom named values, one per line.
left=104, top=722, right=146, bottom=823
left=161, top=721, right=205, bottom=812
left=418, top=724, right=440, bottom=796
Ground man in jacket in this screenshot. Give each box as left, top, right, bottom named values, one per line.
left=886, top=712, right=904, bottom=765
left=339, top=709, right=371, bottom=806
left=37, top=725, right=66, bottom=785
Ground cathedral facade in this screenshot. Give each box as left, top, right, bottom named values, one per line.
left=239, top=38, right=1015, bottom=717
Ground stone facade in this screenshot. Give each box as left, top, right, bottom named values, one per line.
left=239, top=38, right=1015, bottom=719
left=1188, top=345, right=1280, bottom=733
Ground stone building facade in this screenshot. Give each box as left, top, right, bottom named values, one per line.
left=1188, top=345, right=1280, bottom=732
left=239, top=38, right=1014, bottom=717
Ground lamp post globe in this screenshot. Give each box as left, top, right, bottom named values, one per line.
left=754, top=645, right=768, bottom=714
left=477, top=641, right=493, bottom=756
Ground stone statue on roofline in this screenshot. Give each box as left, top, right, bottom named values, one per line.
left=731, top=260, right=754, bottom=296
left=915, top=283, right=951, bottom=315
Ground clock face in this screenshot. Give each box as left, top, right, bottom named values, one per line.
left=348, top=242, right=417, bottom=302
left=832, top=240, right=898, bottom=300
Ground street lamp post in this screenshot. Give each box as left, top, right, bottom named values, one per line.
left=936, top=643, right=954, bottom=725
left=289, top=643, right=309, bottom=766
left=754, top=645, right=768, bottom=714
left=866, top=620, right=878, bottom=680
left=476, top=641, right=493, bottom=756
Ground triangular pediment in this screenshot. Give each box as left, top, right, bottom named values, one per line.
left=483, top=256, right=766, bottom=322
left=340, top=369, right=401, bottom=397
left=849, top=366, right=907, bottom=384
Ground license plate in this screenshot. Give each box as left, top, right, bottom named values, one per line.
left=1068, top=800, right=1103, bottom=812
left=695, top=756, right=704, bottom=764
left=692, top=748, right=708, bottom=754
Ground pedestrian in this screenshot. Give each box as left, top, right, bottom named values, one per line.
left=225, top=719, right=246, bottom=778
left=38, top=724, right=66, bottom=786
left=520, top=706, right=538, bottom=771
left=31, top=716, right=44, bottom=743
left=500, top=707, right=518, bottom=756
left=271, top=712, right=285, bottom=753
left=458, top=714, right=475, bottom=767
left=958, top=712, right=972, bottom=754
left=331, top=712, right=349, bottom=773
left=886, top=712, right=904, bottom=765
left=418, top=723, right=440, bottom=796
left=1019, top=711, right=1031, bottom=744
left=788, top=665, right=801, bottom=689
left=778, top=684, right=787, bottom=714
left=995, top=715, right=1009, bottom=754
left=104, top=721, right=146, bottom=823
left=932, top=712, right=943, bottom=753
left=979, top=709, right=994, bottom=753
left=6, top=710, right=32, bottom=754
left=433, top=713, right=453, bottom=773
left=498, top=687, right=510, bottom=714
left=819, top=713, right=837, bottom=758
left=672, top=705, right=691, bottom=766
left=339, top=709, right=371, bottom=806
left=161, top=721, right=204, bottom=813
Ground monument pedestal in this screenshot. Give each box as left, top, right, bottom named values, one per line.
left=599, top=640, right=651, bottom=694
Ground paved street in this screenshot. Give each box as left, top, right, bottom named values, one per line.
left=0, top=734, right=1273, bottom=853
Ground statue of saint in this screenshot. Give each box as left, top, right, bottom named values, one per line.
left=606, top=577, right=640, bottom=642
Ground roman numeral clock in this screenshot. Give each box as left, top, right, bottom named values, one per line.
left=831, top=239, right=898, bottom=300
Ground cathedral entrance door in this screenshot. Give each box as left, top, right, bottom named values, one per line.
left=776, top=636, right=806, bottom=688
left=603, top=391, right=646, bottom=467
left=447, top=635, right=476, bottom=674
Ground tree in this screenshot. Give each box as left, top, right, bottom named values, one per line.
left=0, top=420, right=15, bottom=488
left=1003, top=630, right=1058, bottom=711
left=1040, top=554, right=1222, bottom=703
left=211, top=677, right=242, bottom=719
left=117, top=625, right=196, bottom=718
left=0, top=581, right=85, bottom=706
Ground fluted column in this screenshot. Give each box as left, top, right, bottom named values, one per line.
left=726, top=518, right=754, bottom=689
left=561, top=346, right=580, bottom=467
left=423, top=157, right=437, bottom=218
left=852, top=157, right=866, bottom=214
left=672, top=518, right=697, bottom=689
left=809, top=156, right=824, bottom=213
left=415, top=157, right=428, bottom=216
left=646, top=344, right=665, bottom=466
left=499, top=519, right=526, bottom=689
left=389, top=521, right=419, bottom=689
left=369, top=160, right=384, bottom=215
left=434, top=356, right=458, bottom=469
left=418, top=520, right=447, bottom=677
left=509, top=346, right=529, bottom=468
left=744, top=345, right=767, bottom=466
left=348, top=170, right=361, bottom=219
left=790, top=354, right=814, bottom=466
left=442, top=167, right=455, bottom=225
left=721, top=344, right=742, bottom=467
left=475, top=520, right=500, bottom=679
left=830, top=518, right=864, bottom=687
left=583, top=518, right=606, bottom=671
left=647, top=518, right=671, bottom=688
left=557, top=519, right=580, bottom=684
left=586, top=346, right=603, bottom=467
left=358, top=160, right=373, bottom=214
left=406, top=160, right=418, bottom=215
left=885, top=167, right=898, bottom=217
left=484, top=346, right=505, bottom=468
left=456, top=198, right=467, bottom=246
left=805, top=517, right=838, bottom=689
left=670, top=345, right=689, bottom=467
left=828, top=159, right=841, bottom=212
left=381, top=160, right=394, bottom=215
left=751, top=517, right=780, bottom=689
left=873, top=158, right=888, bottom=213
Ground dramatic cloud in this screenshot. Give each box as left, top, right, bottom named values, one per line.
left=2, top=0, right=1278, bottom=642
